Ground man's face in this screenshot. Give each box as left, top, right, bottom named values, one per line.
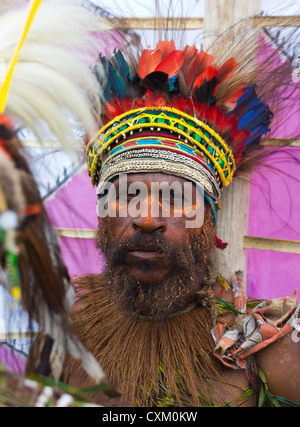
left=97, top=172, right=215, bottom=319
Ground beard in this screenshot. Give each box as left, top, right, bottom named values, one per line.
left=66, top=274, right=221, bottom=407
left=65, top=210, right=222, bottom=406
left=95, top=209, right=216, bottom=320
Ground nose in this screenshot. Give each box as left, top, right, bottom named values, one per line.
left=131, top=194, right=166, bottom=234
left=132, top=216, right=166, bottom=233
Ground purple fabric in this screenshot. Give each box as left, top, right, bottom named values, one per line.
left=0, top=345, right=26, bottom=373
left=246, top=34, right=300, bottom=300
left=248, top=148, right=300, bottom=300
left=46, top=167, right=105, bottom=277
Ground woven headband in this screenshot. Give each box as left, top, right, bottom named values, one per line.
left=87, top=106, right=236, bottom=202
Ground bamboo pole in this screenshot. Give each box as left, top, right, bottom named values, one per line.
left=244, top=236, right=300, bottom=254
left=106, top=15, right=300, bottom=30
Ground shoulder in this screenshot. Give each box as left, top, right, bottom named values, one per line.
left=254, top=329, right=300, bottom=404
left=212, top=280, right=300, bottom=404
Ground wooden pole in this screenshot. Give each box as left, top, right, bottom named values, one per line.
left=203, top=0, right=261, bottom=287
left=106, top=16, right=300, bottom=31
left=203, top=0, right=261, bottom=50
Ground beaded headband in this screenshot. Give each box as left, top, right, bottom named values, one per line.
left=87, top=106, right=236, bottom=201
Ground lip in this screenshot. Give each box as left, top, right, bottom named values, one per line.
left=127, top=249, right=164, bottom=259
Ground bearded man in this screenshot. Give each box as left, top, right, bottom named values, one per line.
left=27, top=35, right=300, bottom=406
left=62, top=169, right=300, bottom=407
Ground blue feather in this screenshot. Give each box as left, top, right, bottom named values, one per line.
left=97, top=51, right=133, bottom=101
left=228, top=85, right=273, bottom=148
left=111, top=50, right=133, bottom=84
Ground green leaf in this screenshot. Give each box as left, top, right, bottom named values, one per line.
left=246, top=299, right=263, bottom=309
left=77, top=384, right=113, bottom=395
left=257, top=366, right=267, bottom=384
left=214, top=296, right=246, bottom=315
left=241, top=388, right=254, bottom=399
left=273, top=395, right=300, bottom=407
left=269, top=397, right=282, bottom=407
left=258, top=384, right=266, bottom=407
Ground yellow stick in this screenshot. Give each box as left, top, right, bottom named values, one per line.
left=0, top=0, right=43, bottom=113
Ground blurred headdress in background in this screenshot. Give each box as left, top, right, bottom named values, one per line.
left=0, top=0, right=110, bottom=392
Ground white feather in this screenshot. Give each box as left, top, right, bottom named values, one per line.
left=0, top=0, right=109, bottom=148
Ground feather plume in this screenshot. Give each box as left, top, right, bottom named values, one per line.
left=0, top=0, right=109, bottom=148
left=217, top=58, right=239, bottom=83
left=155, top=39, right=176, bottom=58
left=138, top=49, right=162, bottom=79
left=0, top=0, right=112, bottom=394
left=96, top=19, right=300, bottom=177
left=154, top=50, right=185, bottom=76
left=182, top=47, right=215, bottom=90
left=193, top=66, right=219, bottom=90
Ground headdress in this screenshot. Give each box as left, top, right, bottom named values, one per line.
left=86, top=34, right=277, bottom=225
left=0, top=0, right=110, bottom=393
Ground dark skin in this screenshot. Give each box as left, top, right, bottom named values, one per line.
left=102, top=172, right=300, bottom=405
left=105, top=172, right=206, bottom=289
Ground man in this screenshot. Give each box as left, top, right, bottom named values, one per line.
left=60, top=38, right=300, bottom=406
left=63, top=171, right=300, bottom=407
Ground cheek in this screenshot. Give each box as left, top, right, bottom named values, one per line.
left=101, top=216, right=131, bottom=241
left=166, top=219, right=191, bottom=244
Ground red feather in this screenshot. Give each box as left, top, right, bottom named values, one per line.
left=0, top=114, right=13, bottom=128
left=217, top=58, right=238, bottom=83
left=215, top=235, right=228, bottom=250
left=222, top=84, right=246, bottom=110
left=154, top=50, right=185, bottom=77
left=0, top=140, right=12, bottom=159
left=183, top=49, right=215, bottom=90
left=206, top=106, right=219, bottom=126
left=138, top=49, right=162, bottom=79
left=155, top=40, right=176, bottom=58
left=193, top=66, right=219, bottom=89
left=181, top=45, right=198, bottom=75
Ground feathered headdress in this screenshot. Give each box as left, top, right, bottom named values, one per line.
left=87, top=34, right=277, bottom=225
left=0, top=0, right=110, bottom=394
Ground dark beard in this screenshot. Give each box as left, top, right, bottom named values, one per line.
left=95, top=211, right=215, bottom=320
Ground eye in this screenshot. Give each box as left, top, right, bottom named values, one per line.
left=117, top=187, right=141, bottom=203
left=169, top=190, right=184, bottom=202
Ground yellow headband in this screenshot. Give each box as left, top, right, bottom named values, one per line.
left=87, top=106, right=236, bottom=188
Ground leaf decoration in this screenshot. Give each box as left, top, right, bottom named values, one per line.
left=214, top=295, right=246, bottom=315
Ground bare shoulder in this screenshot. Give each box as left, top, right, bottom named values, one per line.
left=211, top=282, right=300, bottom=404
left=254, top=330, right=300, bottom=404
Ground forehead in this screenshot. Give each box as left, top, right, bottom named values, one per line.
left=114, top=172, right=194, bottom=187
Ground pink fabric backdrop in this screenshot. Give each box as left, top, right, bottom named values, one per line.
left=46, top=167, right=104, bottom=277
left=248, top=148, right=300, bottom=300
left=247, top=34, right=300, bottom=300
left=0, top=346, right=26, bottom=373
